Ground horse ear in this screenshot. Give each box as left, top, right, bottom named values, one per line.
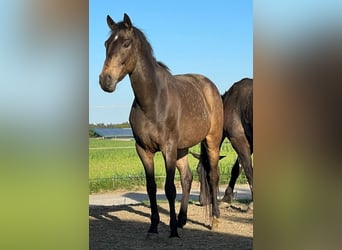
left=123, top=13, right=132, bottom=29
left=189, top=152, right=201, bottom=160
left=107, top=15, right=117, bottom=30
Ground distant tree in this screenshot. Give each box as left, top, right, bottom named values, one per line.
left=114, top=122, right=130, bottom=128
left=89, top=129, right=96, bottom=137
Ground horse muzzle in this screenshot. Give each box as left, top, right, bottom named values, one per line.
left=99, top=73, right=118, bottom=93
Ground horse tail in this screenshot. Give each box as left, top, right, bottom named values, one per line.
left=197, top=142, right=212, bottom=206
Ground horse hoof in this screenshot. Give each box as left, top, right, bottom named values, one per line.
left=177, top=216, right=187, bottom=228
left=169, top=231, right=180, bottom=238
left=145, top=232, right=158, bottom=240
left=177, top=221, right=185, bottom=228
left=248, top=201, right=254, bottom=210
left=221, top=194, right=232, bottom=204
left=210, top=216, right=219, bottom=231
left=148, top=227, right=158, bottom=234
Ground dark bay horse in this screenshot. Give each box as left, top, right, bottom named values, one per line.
left=99, top=14, right=223, bottom=238
left=221, top=78, right=253, bottom=203
left=193, top=78, right=253, bottom=204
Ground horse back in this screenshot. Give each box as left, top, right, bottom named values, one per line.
left=222, top=78, right=253, bottom=145
left=174, top=73, right=222, bottom=109
left=174, top=74, right=223, bottom=145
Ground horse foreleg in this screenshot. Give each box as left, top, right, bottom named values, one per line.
left=135, top=144, right=159, bottom=234
left=176, top=149, right=193, bottom=228
left=162, top=146, right=179, bottom=238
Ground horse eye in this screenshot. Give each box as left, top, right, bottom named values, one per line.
left=123, top=39, right=131, bottom=48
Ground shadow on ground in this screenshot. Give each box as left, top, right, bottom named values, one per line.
left=89, top=201, right=253, bottom=250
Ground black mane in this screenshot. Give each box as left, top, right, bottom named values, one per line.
left=157, top=61, right=170, bottom=71
left=113, top=21, right=170, bottom=72
left=133, top=27, right=171, bottom=72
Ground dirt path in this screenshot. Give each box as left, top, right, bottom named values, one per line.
left=89, top=185, right=253, bottom=249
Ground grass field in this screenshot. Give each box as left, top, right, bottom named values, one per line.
left=89, top=138, right=247, bottom=193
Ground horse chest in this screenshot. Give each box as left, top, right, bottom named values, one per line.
left=130, top=108, right=179, bottom=151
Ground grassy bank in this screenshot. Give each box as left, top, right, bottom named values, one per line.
left=89, top=138, right=246, bottom=193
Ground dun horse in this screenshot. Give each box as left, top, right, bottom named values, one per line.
left=193, top=78, right=253, bottom=204
left=99, top=14, right=223, bottom=237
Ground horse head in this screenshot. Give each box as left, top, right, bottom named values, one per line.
left=99, top=13, right=137, bottom=92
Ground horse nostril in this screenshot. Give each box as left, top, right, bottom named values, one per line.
left=105, top=74, right=112, bottom=84
left=99, top=74, right=112, bottom=85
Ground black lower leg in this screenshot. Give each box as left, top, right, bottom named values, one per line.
left=223, top=159, right=241, bottom=203
left=147, top=181, right=159, bottom=234
left=165, top=177, right=179, bottom=237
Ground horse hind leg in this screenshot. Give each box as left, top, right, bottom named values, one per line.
left=203, top=139, right=221, bottom=226
left=230, top=135, right=253, bottom=201
left=176, top=149, right=193, bottom=228
left=135, top=144, right=160, bottom=235
left=222, top=158, right=242, bottom=203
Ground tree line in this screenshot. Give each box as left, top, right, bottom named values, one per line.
left=89, top=122, right=130, bottom=129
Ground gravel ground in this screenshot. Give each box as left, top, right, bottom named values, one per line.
left=89, top=184, right=253, bottom=250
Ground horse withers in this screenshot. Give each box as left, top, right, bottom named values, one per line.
left=99, top=14, right=223, bottom=237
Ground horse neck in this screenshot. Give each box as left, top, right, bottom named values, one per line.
left=129, top=53, right=165, bottom=111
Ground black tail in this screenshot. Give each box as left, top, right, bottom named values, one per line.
left=198, top=142, right=212, bottom=206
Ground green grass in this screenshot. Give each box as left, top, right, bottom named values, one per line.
left=89, top=138, right=247, bottom=193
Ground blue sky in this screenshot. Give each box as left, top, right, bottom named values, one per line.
left=89, top=0, right=253, bottom=124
